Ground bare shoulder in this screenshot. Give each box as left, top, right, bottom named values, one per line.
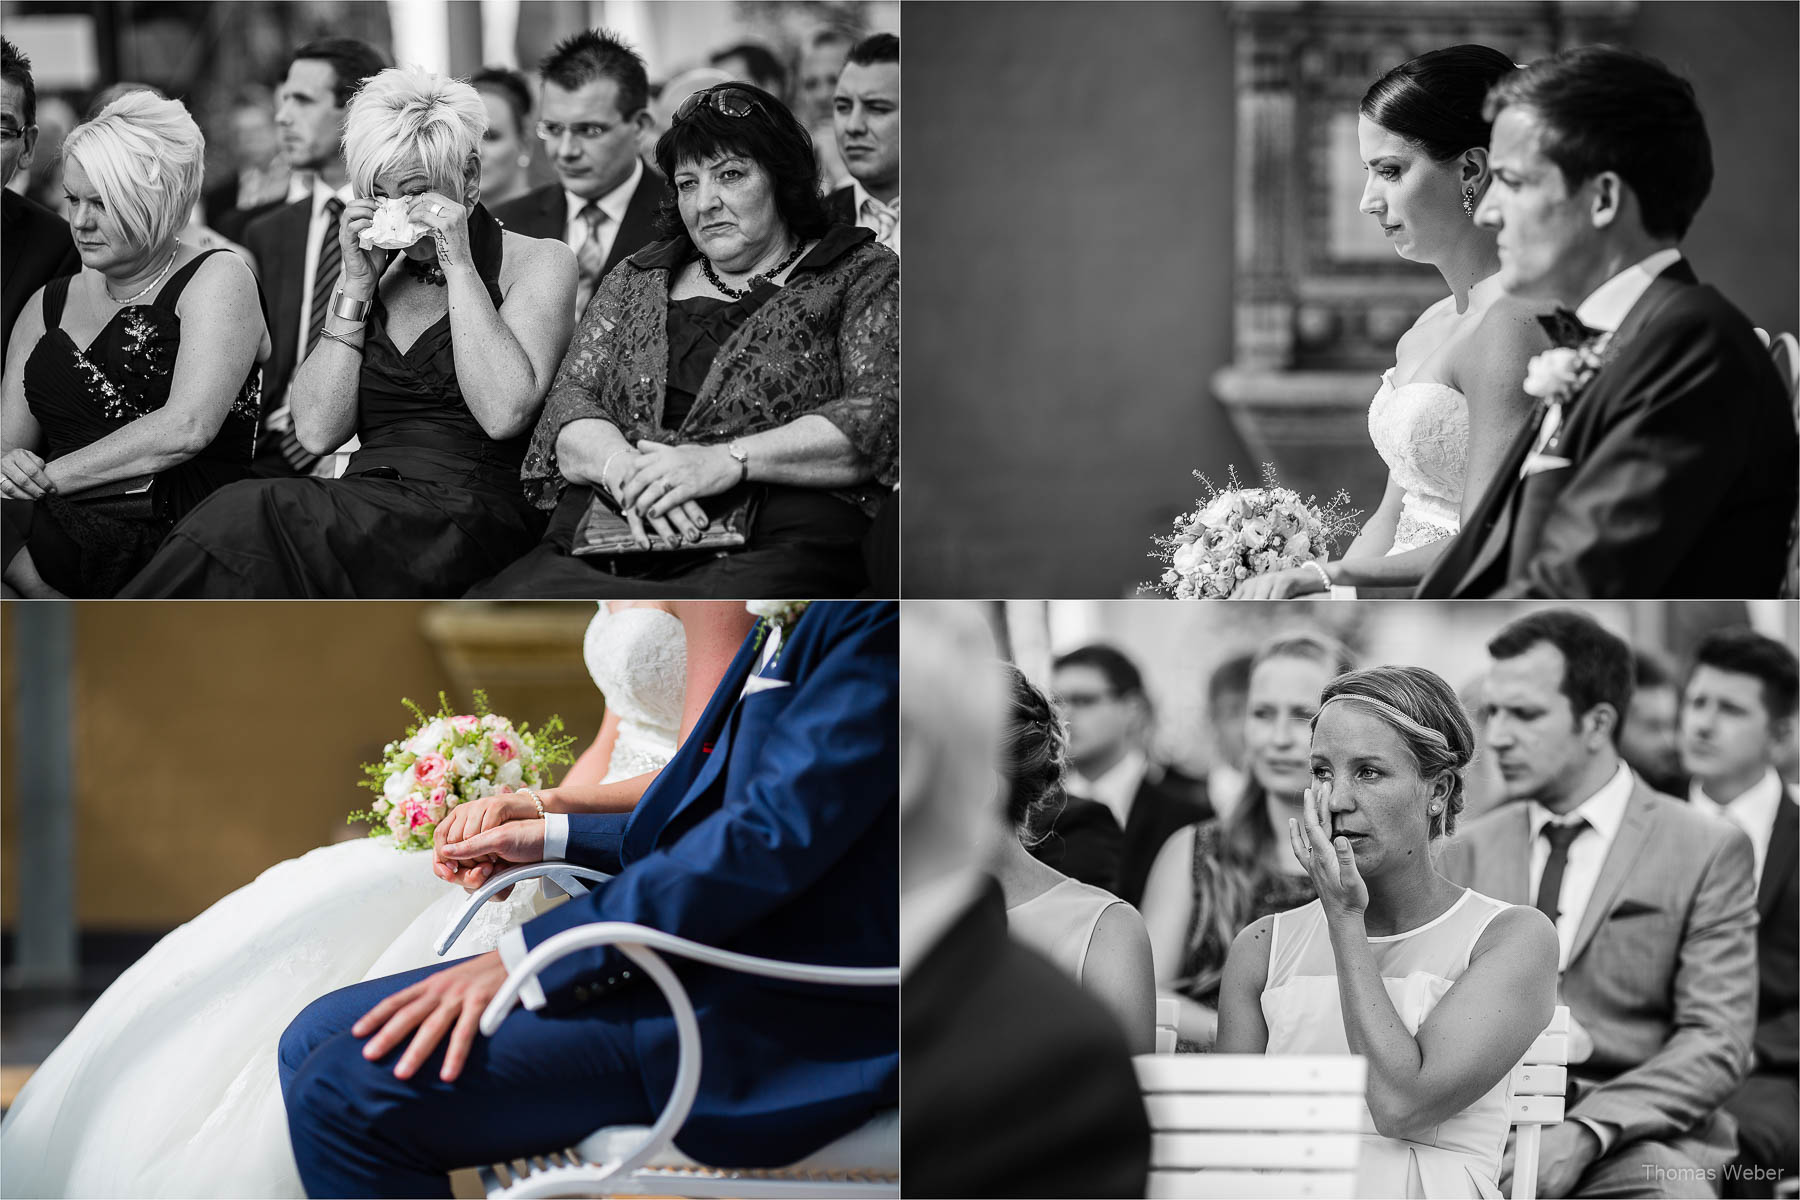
left=499, top=231, right=576, bottom=286
left=181, top=248, right=259, bottom=310
left=1229, top=912, right=1278, bottom=965
left=1470, top=902, right=1557, bottom=963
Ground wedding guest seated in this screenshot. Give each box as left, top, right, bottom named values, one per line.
left=828, top=34, right=899, bottom=255
left=469, top=67, right=534, bottom=208
left=121, top=67, right=575, bottom=597
left=2, top=90, right=264, bottom=597
left=2, top=39, right=81, bottom=364
left=1218, top=665, right=1560, bottom=1199
left=997, top=663, right=1154, bottom=1053
left=1140, top=632, right=1354, bottom=1048
left=1679, top=629, right=1798, bottom=1199
left=1623, top=647, right=1687, bottom=795
left=1044, top=643, right=1213, bottom=906
left=473, top=81, right=897, bottom=599
left=1440, top=609, right=1757, bottom=1198
left=901, top=604, right=1149, bottom=1199
left=1204, top=650, right=1253, bottom=820
left=201, top=85, right=289, bottom=244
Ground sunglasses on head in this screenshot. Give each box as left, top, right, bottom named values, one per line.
left=672, top=85, right=777, bottom=126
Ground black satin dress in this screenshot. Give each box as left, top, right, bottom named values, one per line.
left=0, top=250, right=258, bottom=596
left=121, top=206, right=545, bottom=597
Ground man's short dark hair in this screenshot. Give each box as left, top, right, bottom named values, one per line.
left=1633, top=648, right=1677, bottom=693
left=1489, top=609, right=1634, bottom=743
left=470, top=65, right=532, bottom=132
left=2, top=37, right=36, bottom=128
left=709, top=42, right=786, bottom=94
left=1688, top=628, right=1800, bottom=724
left=847, top=33, right=899, bottom=68
left=1206, top=650, right=1254, bottom=707
left=290, top=38, right=388, bottom=108
left=538, top=28, right=649, bottom=120
left=1483, top=45, right=1712, bottom=240
left=1052, top=644, right=1146, bottom=700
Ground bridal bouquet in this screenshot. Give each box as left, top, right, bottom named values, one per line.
left=1147, top=465, right=1360, bottom=599
left=347, top=692, right=577, bottom=852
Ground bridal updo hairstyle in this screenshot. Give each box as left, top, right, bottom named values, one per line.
left=1361, top=44, right=1517, bottom=161
left=1001, top=662, right=1071, bottom=848
left=63, top=90, right=204, bottom=254
left=653, top=82, right=829, bottom=250
left=1316, top=666, right=1476, bottom=840
left=1484, top=46, right=1712, bottom=239
left=344, top=67, right=488, bottom=203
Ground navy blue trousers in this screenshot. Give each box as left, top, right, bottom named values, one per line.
left=278, top=958, right=658, bottom=1198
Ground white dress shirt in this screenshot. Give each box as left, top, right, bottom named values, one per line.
left=848, top=179, right=900, bottom=255
left=1574, top=247, right=1684, bottom=334
left=1690, top=766, right=1784, bottom=882
left=1527, top=762, right=1635, bottom=973
left=1072, top=748, right=1147, bottom=833
left=563, top=158, right=642, bottom=266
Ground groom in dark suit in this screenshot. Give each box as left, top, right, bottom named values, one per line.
left=278, top=602, right=896, bottom=1197
left=1418, top=47, right=1796, bottom=599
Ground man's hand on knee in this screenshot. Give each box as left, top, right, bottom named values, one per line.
left=351, top=950, right=511, bottom=1083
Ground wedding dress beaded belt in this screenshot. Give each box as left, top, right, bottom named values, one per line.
left=1393, top=493, right=1459, bottom=555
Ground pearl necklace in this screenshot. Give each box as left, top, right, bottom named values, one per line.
left=105, top=242, right=182, bottom=306
left=701, top=239, right=806, bottom=300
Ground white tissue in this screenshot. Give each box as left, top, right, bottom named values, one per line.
left=357, top=198, right=428, bottom=250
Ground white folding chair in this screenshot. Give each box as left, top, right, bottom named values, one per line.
left=472, top=921, right=898, bottom=1199
left=1507, top=1005, right=1571, bottom=1200
left=435, top=861, right=613, bottom=957
left=1155, top=995, right=1180, bottom=1054
left=1136, top=1053, right=1367, bottom=1199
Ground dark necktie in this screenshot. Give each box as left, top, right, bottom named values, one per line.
left=574, top=203, right=608, bottom=318
left=1535, top=819, right=1587, bottom=926
left=282, top=196, right=344, bottom=474
left=1537, top=306, right=1600, bottom=349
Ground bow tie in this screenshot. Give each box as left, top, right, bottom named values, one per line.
left=1538, top=306, right=1601, bottom=349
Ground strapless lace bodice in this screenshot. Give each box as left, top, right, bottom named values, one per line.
left=1368, top=369, right=1469, bottom=554
left=583, top=605, right=685, bottom=782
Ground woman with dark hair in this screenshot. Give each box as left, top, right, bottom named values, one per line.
left=1140, top=632, right=1355, bottom=1048
left=474, top=81, right=898, bottom=598
left=1234, top=46, right=1552, bottom=599
left=1217, top=665, right=1558, bottom=1198
left=470, top=66, right=533, bottom=206
left=993, top=663, right=1155, bottom=1054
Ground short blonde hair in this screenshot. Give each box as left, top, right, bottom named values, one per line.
left=344, top=66, right=486, bottom=198
left=63, top=90, right=203, bottom=254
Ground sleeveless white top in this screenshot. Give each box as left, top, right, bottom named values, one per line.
left=1006, top=877, right=1130, bottom=982
left=583, top=604, right=686, bottom=783
left=1263, top=889, right=1515, bottom=1200
left=1368, top=369, right=1470, bottom=554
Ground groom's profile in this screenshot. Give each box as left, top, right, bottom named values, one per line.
left=275, top=601, right=897, bottom=1198
left=1418, top=45, right=1797, bottom=599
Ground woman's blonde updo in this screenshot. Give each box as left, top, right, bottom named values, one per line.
left=344, top=66, right=487, bottom=201
left=63, top=90, right=204, bottom=255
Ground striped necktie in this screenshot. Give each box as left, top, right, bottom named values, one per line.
left=574, top=203, right=608, bottom=318
left=305, top=196, right=346, bottom=359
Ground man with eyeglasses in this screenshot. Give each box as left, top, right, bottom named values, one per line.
left=1046, top=644, right=1213, bottom=908
left=1, top=37, right=80, bottom=365
left=492, top=29, right=662, bottom=322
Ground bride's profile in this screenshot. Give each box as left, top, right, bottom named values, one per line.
left=1234, top=45, right=1551, bottom=599
left=0, top=600, right=753, bottom=1197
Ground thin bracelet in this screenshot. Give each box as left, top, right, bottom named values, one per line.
left=600, top=450, right=629, bottom=496
left=319, top=327, right=364, bottom=354
left=1303, top=560, right=1333, bottom=592
left=519, top=787, right=546, bottom=818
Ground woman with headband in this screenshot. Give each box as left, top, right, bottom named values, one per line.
left=1216, top=665, right=1558, bottom=1199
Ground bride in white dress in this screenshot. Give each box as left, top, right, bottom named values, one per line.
left=0, top=600, right=753, bottom=1198
left=1234, top=45, right=1550, bottom=600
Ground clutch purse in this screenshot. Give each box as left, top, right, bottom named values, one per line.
left=570, top=483, right=757, bottom=557
left=68, top=472, right=158, bottom=521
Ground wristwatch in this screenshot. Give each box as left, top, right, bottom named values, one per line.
left=725, top=441, right=749, bottom=484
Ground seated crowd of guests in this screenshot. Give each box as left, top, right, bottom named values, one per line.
left=0, top=26, right=900, bottom=597
left=904, top=607, right=1797, bottom=1199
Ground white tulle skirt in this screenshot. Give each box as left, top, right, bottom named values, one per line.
left=0, top=837, right=550, bottom=1198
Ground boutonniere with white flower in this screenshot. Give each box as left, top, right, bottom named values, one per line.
left=1522, top=332, right=1611, bottom=459
left=747, top=601, right=811, bottom=663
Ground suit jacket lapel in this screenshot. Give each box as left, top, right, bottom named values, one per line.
left=604, top=172, right=663, bottom=276
left=1490, top=804, right=1534, bottom=904
left=1568, top=782, right=1656, bottom=967
left=1761, top=797, right=1797, bottom=917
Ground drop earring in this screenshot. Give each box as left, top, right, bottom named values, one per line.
left=1462, top=186, right=1476, bottom=217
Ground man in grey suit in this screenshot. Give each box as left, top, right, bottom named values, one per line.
left=1439, top=609, right=1757, bottom=1199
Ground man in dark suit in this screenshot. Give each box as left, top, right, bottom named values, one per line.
left=1049, top=643, right=1213, bottom=908
left=1678, top=629, right=1799, bottom=1198
left=492, top=30, right=662, bottom=322
left=241, top=38, right=387, bottom=477
left=1, top=38, right=79, bottom=363
left=826, top=34, right=899, bottom=255
left=1439, top=610, right=1758, bottom=1199
left=1418, top=47, right=1796, bottom=599
left=280, top=602, right=896, bottom=1196
left=901, top=604, right=1149, bottom=1198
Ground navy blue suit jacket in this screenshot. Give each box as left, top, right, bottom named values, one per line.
left=516, top=600, right=897, bottom=1162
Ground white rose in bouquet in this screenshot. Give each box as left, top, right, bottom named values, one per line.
left=383, top=771, right=412, bottom=803
left=496, top=758, right=524, bottom=787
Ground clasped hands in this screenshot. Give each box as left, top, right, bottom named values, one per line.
left=602, top=440, right=740, bottom=549
left=349, top=793, right=549, bottom=1085
left=0, top=449, right=54, bottom=500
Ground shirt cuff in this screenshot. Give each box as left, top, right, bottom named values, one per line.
left=497, top=926, right=547, bottom=1011
left=542, top=813, right=568, bottom=860
left=1574, top=1116, right=1615, bottom=1157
